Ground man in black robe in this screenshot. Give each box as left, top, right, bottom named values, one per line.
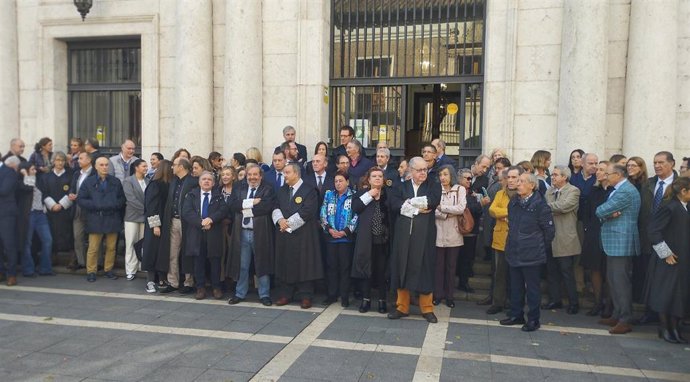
left=388, top=157, right=442, bottom=323
left=227, top=164, right=276, bottom=306
left=272, top=163, right=323, bottom=309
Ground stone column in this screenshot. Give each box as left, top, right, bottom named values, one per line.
left=175, top=0, right=213, bottom=155
left=623, top=0, right=678, bottom=161
left=556, top=0, right=608, bottom=163
left=0, top=0, right=19, bottom=147
left=224, top=0, right=262, bottom=154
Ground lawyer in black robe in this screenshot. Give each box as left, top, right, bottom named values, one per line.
left=272, top=164, right=324, bottom=306
left=388, top=157, right=442, bottom=322
left=41, top=163, right=74, bottom=252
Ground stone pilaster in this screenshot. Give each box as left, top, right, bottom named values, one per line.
left=224, top=0, right=263, bottom=154
left=623, top=0, right=678, bottom=162
left=175, top=0, right=214, bottom=155
left=556, top=0, right=608, bottom=163
left=0, top=0, right=19, bottom=147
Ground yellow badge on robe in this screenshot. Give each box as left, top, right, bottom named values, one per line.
left=386, top=179, right=393, bottom=187
left=63, top=185, right=70, bottom=191
left=294, top=196, right=303, bottom=204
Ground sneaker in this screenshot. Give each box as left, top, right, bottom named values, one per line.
left=145, top=281, right=157, bottom=293
left=126, top=274, right=136, bottom=281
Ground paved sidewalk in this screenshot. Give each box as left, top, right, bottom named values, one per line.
left=0, top=274, right=689, bottom=381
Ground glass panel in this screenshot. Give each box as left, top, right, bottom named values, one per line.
left=462, top=83, right=482, bottom=149
left=331, top=0, right=485, bottom=80
left=69, top=47, right=141, bottom=84
left=330, top=85, right=403, bottom=149
left=111, top=91, right=142, bottom=147
left=70, top=91, right=109, bottom=146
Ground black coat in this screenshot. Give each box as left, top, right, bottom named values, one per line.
left=69, top=167, right=96, bottom=219
left=351, top=188, right=392, bottom=279
left=77, top=175, right=126, bottom=234
left=644, top=198, right=690, bottom=317
left=142, top=179, right=168, bottom=272
left=505, top=192, right=555, bottom=268
left=389, top=179, right=442, bottom=293
left=0, top=165, right=19, bottom=217
left=437, top=154, right=458, bottom=170
left=273, top=182, right=324, bottom=283
left=158, top=174, right=198, bottom=273
left=226, top=182, right=276, bottom=279
left=303, top=172, right=335, bottom=211
left=182, top=188, right=229, bottom=258
left=580, top=185, right=611, bottom=271
left=42, top=169, right=74, bottom=251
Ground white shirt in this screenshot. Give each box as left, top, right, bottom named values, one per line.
left=77, top=166, right=92, bottom=192
left=53, top=168, right=65, bottom=177
left=199, top=189, right=212, bottom=218
left=654, top=173, right=675, bottom=196
left=314, top=171, right=326, bottom=186
left=412, top=181, right=421, bottom=197
left=275, top=171, right=284, bottom=187
left=242, top=184, right=260, bottom=229
left=137, top=177, right=147, bottom=193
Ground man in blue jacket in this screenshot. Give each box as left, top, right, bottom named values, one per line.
left=500, top=172, right=555, bottom=332
left=596, top=163, right=640, bottom=335
left=78, top=156, right=126, bottom=282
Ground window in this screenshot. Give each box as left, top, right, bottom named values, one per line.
left=68, top=39, right=141, bottom=154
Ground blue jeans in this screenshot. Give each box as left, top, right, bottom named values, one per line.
left=235, top=229, right=270, bottom=299
left=23, top=211, right=53, bottom=275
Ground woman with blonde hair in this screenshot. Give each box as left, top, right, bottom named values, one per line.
left=246, top=147, right=270, bottom=172
left=530, top=150, right=551, bottom=196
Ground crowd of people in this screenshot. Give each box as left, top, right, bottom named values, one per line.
left=1, top=125, right=689, bottom=341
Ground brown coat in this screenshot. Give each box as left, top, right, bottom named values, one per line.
left=545, top=183, right=581, bottom=257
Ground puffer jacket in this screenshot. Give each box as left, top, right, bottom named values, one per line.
left=435, top=184, right=467, bottom=247
left=505, top=191, right=555, bottom=267
left=489, top=189, right=510, bottom=251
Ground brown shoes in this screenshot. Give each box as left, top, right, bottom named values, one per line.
left=212, top=288, right=223, bottom=300
left=598, top=317, right=619, bottom=327
left=300, top=298, right=312, bottom=309
left=275, top=297, right=290, bottom=306
left=6, top=276, right=17, bottom=286
left=609, top=323, right=632, bottom=335
left=194, top=287, right=206, bottom=300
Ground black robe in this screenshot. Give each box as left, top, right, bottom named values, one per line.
left=389, top=179, right=441, bottom=293
left=182, top=188, right=229, bottom=258
left=273, top=181, right=324, bottom=284
left=142, top=179, right=168, bottom=272
left=580, top=185, right=611, bottom=271
left=351, top=188, right=391, bottom=279
left=158, top=174, right=198, bottom=274
left=226, top=181, right=276, bottom=279
left=644, top=198, right=690, bottom=317
left=41, top=170, right=74, bottom=252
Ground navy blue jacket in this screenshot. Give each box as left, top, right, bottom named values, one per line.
left=264, top=168, right=285, bottom=191
left=0, top=165, right=19, bottom=217
left=505, top=191, right=555, bottom=267
left=77, top=174, right=126, bottom=234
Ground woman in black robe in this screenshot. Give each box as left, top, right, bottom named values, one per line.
left=41, top=152, right=74, bottom=253
left=645, top=177, right=690, bottom=344
left=141, top=160, right=173, bottom=293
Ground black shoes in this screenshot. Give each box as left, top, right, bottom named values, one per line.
left=636, top=312, right=660, bottom=325
left=432, top=298, right=441, bottom=306
left=659, top=328, right=680, bottom=344
left=477, top=296, right=493, bottom=306
left=422, top=312, right=438, bottom=324
left=542, top=302, right=563, bottom=310
left=322, top=297, right=336, bottom=306
left=500, top=317, right=526, bottom=326
left=567, top=304, right=579, bottom=315
left=359, top=299, right=371, bottom=313
left=446, top=300, right=455, bottom=308
left=228, top=296, right=244, bottom=305
left=387, top=310, right=409, bottom=320
left=458, top=283, right=475, bottom=294
left=179, top=286, right=194, bottom=295
left=486, top=305, right=503, bottom=315
left=586, top=303, right=604, bottom=317
left=521, top=320, right=540, bottom=332
left=673, top=329, right=688, bottom=344
left=377, top=300, right=387, bottom=314
left=260, top=297, right=272, bottom=306
left=341, top=298, right=350, bottom=308
left=86, top=273, right=96, bottom=282
left=158, top=284, right=177, bottom=294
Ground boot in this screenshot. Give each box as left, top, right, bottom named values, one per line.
left=671, top=317, right=687, bottom=344
left=659, top=314, right=679, bottom=343
left=377, top=300, right=387, bottom=314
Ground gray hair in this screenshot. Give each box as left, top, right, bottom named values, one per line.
left=583, top=153, right=599, bottom=163
left=377, top=148, right=390, bottom=158
left=474, top=154, right=491, bottom=165
left=458, top=167, right=472, bottom=178
left=610, top=164, right=627, bottom=178
left=408, top=156, right=426, bottom=170
left=434, top=139, right=446, bottom=151
left=282, top=125, right=296, bottom=135
left=53, top=151, right=68, bottom=163
left=245, top=162, right=263, bottom=175
left=4, top=155, right=20, bottom=167
left=347, top=139, right=363, bottom=156
left=553, top=165, right=571, bottom=180
left=521, top=173, right=539, bottom=191
left=285, top=162, right=302, bottom=177
left=199, top=171, right=215, bottom=183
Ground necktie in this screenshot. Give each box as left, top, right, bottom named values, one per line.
left=289, top=186, right=294, bottom=200
left=243, top=188, right=256, bottom=225
left=201, top=192, right=209, bottom=219
left=653, top=180, right=665, bottom=212
left=317, top=175, right=323, bottom=191
left=277, top=172, right=282, bottom=187
left=554, top=190, right=559, bottom=200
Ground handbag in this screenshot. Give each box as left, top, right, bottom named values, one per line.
left=455, top=188, right=474, bottom=235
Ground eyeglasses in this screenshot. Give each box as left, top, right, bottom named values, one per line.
left=463, top=176, right=472, bottom=180
left=411, top=168, right=427, bottom=173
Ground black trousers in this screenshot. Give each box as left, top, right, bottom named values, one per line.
left=277, top=279, right=315, bottom=301
left=510, top=265, right=542, bottom=323
left=0, top=216, right=18, bottom=276
left=362, top=243, right=388, bottom=300
left=546, top=252, right=579, bottom=306
left=193, top=240, right=220, bottom=289
left=325, top=241, right=354, bottom=300
left=457, top=235, right=477, bottom=285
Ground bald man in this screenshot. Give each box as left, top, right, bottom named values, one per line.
left=108, top=139, right=139, bottom=181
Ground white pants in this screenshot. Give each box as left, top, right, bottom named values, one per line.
left=124, top=221, right=145, bottom=276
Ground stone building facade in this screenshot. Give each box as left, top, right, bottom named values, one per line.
left=0, top=0, right=687, bottom=165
